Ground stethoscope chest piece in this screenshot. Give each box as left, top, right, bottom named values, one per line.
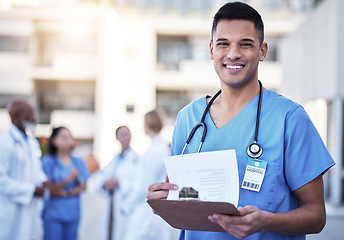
left=247, top=142, right=263, bottom=159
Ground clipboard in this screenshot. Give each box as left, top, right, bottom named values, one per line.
left=147, top=199, right=240, bottom=232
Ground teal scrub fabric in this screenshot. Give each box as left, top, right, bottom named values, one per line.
left=171, top=90, right=335, bottom=240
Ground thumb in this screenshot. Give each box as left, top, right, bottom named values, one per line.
left=238, top=205, right=257, bottom=216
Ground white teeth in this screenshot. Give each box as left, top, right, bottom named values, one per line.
left=226, top=65, right=243, bottom=69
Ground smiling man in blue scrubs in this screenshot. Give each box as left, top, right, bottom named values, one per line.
left=147, top=2, right=335, bottom=240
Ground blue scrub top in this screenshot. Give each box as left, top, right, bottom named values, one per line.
left=171, top=90, right=335, bottom=240
left=42, top=154, right=90, bottom=222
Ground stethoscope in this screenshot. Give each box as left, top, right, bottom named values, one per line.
left=181, top=80, right=263, bottom=159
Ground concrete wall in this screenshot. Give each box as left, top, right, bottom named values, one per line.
left=280, top=0, right=341, bottom=103
left=280, top=0, right=344, bottom=205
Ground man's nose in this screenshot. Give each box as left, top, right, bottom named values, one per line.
left=226, top=45, right=241, bottom=60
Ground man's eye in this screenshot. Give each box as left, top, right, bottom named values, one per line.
left=217, top=42, right=229, bottom=47
left=241, top=43, right=253, bottom=47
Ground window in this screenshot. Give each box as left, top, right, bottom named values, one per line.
left=157, top=35, right=210, bottom=71
left=35, top=80, right=95, bottom=124
left=156, top=90, right=190, bottom=124
left=35, top=28, right=96, bottom=66
left=0, top=94, right=29, bottom=108
left=264, top=37, right=279, bottom=62
left=113, top=0, right=215, bottom=15
left=156, top=89, right=209, bottom=125
left=157, top=35, right=192, bottom=71
left=0, top=36, right=29, bottom=52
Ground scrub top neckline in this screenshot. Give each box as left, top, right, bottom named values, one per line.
left=56, top=155, right=74, bottom=168
left=203, top=89, right=269, bottom=131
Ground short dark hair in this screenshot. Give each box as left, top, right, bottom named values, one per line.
left=211, top=2, right=264, bottom=45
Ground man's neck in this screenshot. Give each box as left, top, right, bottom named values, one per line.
left=146, top=131, right=158, bottom=139
left=13, top=122, right=26, bottom=134
left=121, top=146, right=130, bottom=154
left=208, top=80, right=261, bottom=129
left=220, top=80, right=260, bottom=109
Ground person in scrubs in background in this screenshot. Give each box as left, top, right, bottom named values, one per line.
left=147, top=2, right=335, bottom=240
left=42, top=127, right=89, bottom=240
left=0, top=99, right=48, bottom=240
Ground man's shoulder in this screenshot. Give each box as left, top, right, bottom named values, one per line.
left=178, top=96, right=207, bottom=117
left=0, top=129, right=14, bottom=145
left=0, top=129, right=10, bottom=138
left=127, top=148, right=139, bottom=159
left=264, top=90, right=301, bottom=112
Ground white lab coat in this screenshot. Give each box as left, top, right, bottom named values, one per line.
left=97, top=148, right=139, bottom=240
left=125, top=134, right=172, bottom=240
left=0, top=124, right=46, bottom=240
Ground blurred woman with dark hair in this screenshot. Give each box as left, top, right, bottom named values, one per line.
left=41, top=127, right=89, bottom=240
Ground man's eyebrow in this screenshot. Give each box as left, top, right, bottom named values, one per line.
left=215, top=38, right=228, bottom=42
left=215, top=38, right=255, bottom=42
left=241, top=38, right=255, bottom=42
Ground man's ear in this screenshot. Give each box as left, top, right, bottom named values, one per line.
left=210, top=40, right=214, bottom=60
left=259, top=42, right=268, bottom=62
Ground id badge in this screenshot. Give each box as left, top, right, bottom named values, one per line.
left=241, top=158, right=267, bottom=192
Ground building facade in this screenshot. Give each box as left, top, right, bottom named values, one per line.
left=0, top=0, right=317, bottom=168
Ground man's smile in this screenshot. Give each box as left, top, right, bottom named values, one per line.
left=225, top=65, right=244, bottom=69
left=223, top=64, right=245, bottom=73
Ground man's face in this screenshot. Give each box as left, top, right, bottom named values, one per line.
left=19, top=104, right=37, bottom=133
left=210, top=19, right=267, bottom=89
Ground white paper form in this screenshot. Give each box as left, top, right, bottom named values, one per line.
left=165, top=149, right=239, bottom=207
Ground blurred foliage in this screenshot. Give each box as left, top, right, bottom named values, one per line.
left=39, top=136, right=49, bottom=157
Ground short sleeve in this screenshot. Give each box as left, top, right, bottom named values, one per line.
left=75, top=157, right=90, bottom=183
left=171, top=114, right=181, bottom=156
left=284, top=106, right=335, bottom=191
left=42, top=155, right=55, bottom=182
left=171, top=108, right=189, bottom=156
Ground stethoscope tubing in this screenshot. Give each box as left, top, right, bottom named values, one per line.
left=181, top=81, right=263, bottom=158
left=181, top=89, right=221, bottom=155
left=254, top=80, right=263, bottom=143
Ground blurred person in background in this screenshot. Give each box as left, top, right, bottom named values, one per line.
left=125, top=110, right=172, bottom=240
left=0, top=99, right=48, bottom=240
left=98, top=125, right=139, bottom=240
left=41, top=127, right=90, bottom=240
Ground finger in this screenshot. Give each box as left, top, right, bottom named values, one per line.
left=147, top=182, right=179, bottom=200
left=148, top=182, right=178, bottom=192
left=238, top=205, right=257, bottom=216
left=208, top=214, right=246, bottom=239
left=146, top=189, right=170, bottom=200
left=208, top=214, right=244, bottom=228
left=208, top=214, right=230, bottom=224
